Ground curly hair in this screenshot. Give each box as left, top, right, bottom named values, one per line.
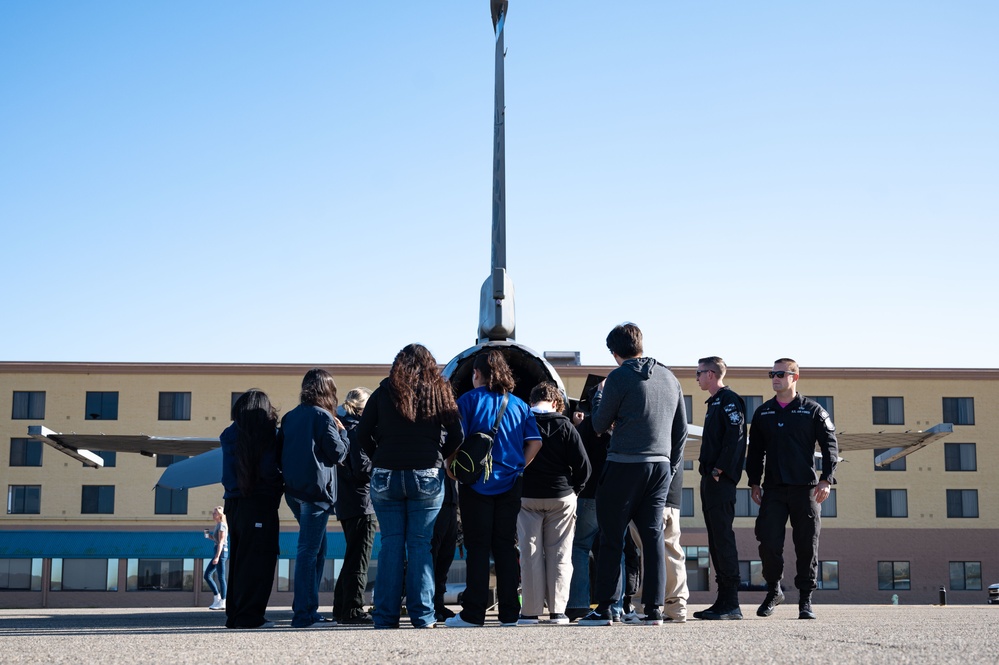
left=300, top=368, right=338, bottom=414
left=230, top=389, right=279, bottom=497
left=388, top=344, right=459, bottom=424
left=529, top=381, right=564, bottom=412
left=473, top=350, right=516, bottom=394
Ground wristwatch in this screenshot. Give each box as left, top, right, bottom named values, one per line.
left=711, top=468, right=721, bottom=479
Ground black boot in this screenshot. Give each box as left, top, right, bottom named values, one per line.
left=798, top=591, right=816, bottom=619
left=701, top=584, right=743, bottom=620
left=756, top=584, right=784, bottom=617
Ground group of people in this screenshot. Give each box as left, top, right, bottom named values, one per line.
left=211, top=324, right=839, bottom=629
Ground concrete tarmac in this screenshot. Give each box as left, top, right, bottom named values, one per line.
left=1, top=604, right=997, bottom=665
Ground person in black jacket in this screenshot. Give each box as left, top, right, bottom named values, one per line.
left=332, top=387, right=375, bottom=625
left=517, top=381, right=591, bottom=625
left=357, top=344, right=464, bottom=629
left=693, top=356, right=747, bottom=621
left=748, top=358, right=838, bottom=620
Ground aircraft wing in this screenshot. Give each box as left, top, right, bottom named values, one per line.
left=683, top=423, right=953, bottom=466
left=28, top=425, right=220, bottom=469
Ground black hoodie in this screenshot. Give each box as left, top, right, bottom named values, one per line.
left=522, top=411, right=592, bottom=499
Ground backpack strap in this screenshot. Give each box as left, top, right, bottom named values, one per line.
left=491, top=393, right=510, bottom=436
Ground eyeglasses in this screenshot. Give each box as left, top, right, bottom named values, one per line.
left=695, top=369, right=712, bottom=377
left=768, top=371, right=795, bottom=379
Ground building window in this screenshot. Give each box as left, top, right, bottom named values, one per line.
left=158, top=392, right=191, bottom=421
left=684, top=546, right=710, bottom=592
left=744, top=396, right=763, bottom=420
left=872, top=397, right=904, bottom=425
left=813, top=396, right=834, bottom=422
left=156, top=454, right=189, bottom=468
left=878, top=561, right=910, bottom=590
left=81, top=486, right=115, bottom=514
left=683, top=394, right=693, bottom=425
left=154, top=487, right=188, bottom=515
left=126, top=559, right=194, bottom=591
left=735, top=488, right=760, bottom=517
left=942, top=398, right=975, bottom=425
left=946, top=489, right=979, bottom=518
left=231, top=392, right=245, bottom=409
left=944, top=443, right=976, bottom=472
left=94, top=450, right=117, bottom=467
left=822, top=489, right=837, bottom=517
left=817, top=561, right=840, bottom=590
left=874, top=448, right=906, bottom=471
left=11, top=391, right=46, bottom=420
left=51, top=558, right=118, bottom=591
left=9, top=438, right=42, bottom=467
left=949, top=561, right=982, bottom=591
left=680, top=487, right=694, bottom=517
left=85, top=392, right=119, bottom=420
left=875, top=489, right=907, bottom=518
left=738, top=561, right=767, bottom=591
left=683, top=460, right=693, bottom=471
left=7, top=485, right=41, bottom=514
left=0, top=558, right=43, bottom=591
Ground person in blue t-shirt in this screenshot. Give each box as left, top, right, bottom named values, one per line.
left=444, top=350, right=542, bottom=628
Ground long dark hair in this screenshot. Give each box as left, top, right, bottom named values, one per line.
left=473, top=350, right=515, bottom=394
left=231, top=389, right=279, bottom=497
left=300, top=368, right=338, bottom=414
left=388, top=344, right=459, bottom=425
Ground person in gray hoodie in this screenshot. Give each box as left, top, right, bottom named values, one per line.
left=579, top=323, right=687, bottom=627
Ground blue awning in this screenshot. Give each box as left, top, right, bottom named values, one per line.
left=0, top=530, right=381, bottom=559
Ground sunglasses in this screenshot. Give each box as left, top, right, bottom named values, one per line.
left=768, top=371, right=795, bottom=379
left=695, top=370, right=712, bottom=377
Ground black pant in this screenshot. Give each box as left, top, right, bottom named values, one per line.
left=224, top=493, right=281, bottom=629
left=430, top=501, right=458, bottom=613
left=592, top=526, right=641, bottom=602
left=701, top=475, right=740, bottom=588
left=754, top=485, right=821, bottom=591
left=458, top=476, right=522, bottom=624
left=594, top=461, right=670, bottom=610
left=332, top=513, right=376, bottom=620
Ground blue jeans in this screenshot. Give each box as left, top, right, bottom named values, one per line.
left=204, top=553, right=228, bottom=598
left=370, top=467, right=444, bottom=628
left=567, top=497, right=598, bottom=610
left=286, top=496, right=331, bottom=627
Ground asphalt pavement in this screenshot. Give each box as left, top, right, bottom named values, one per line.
left=1, top=604, right=997, bottom=664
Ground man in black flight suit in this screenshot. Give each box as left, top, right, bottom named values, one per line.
left=747, top=358, right=838, bottom=620
left=693, top=356, right=747, bottom=620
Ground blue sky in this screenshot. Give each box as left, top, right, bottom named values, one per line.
left=2, top=1, right=996, bottom=368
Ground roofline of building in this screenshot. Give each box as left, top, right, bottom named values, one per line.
left=2, top=361, right=998, bottom=381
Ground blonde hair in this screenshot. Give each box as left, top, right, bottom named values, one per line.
left=342, top=387, right=371, bottom=417
left=212, top=506, right=227, bottom=525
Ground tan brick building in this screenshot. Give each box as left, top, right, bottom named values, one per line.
left=2, top=362, right=995, bottom=608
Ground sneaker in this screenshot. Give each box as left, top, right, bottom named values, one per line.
left=416, top=623, right=436, bottom=629
left=435, top=608, right=456, bottom=622
left=208, top=599, right=224, bottom=611
left=757, top=587, right=785, bottom=618
left=701, top=605, right=740, bottom=620
left=340, top=613, right=373, bottom=625
left=548, top=613, right=570, bottom=625
left=578, top=609, right=613, bottom=626
left=664, top=614, right=688, bottom=623
left=644, top=608, right=664, bottom=626
left=517, top=615, right=540, bottom=625
left=610, top=611, right=623, bottom=623
left=621, top=611, right=643, bottom=624
left=692, top=603, right=719, bottom=620
left=564, top=607, right=591, bottom=622
left=444, top=615, right=483, bottom=628
left=798, top=593, right=816, bottom=620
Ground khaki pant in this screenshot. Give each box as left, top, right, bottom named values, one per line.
left=517, top=495, right=577, bottom=616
